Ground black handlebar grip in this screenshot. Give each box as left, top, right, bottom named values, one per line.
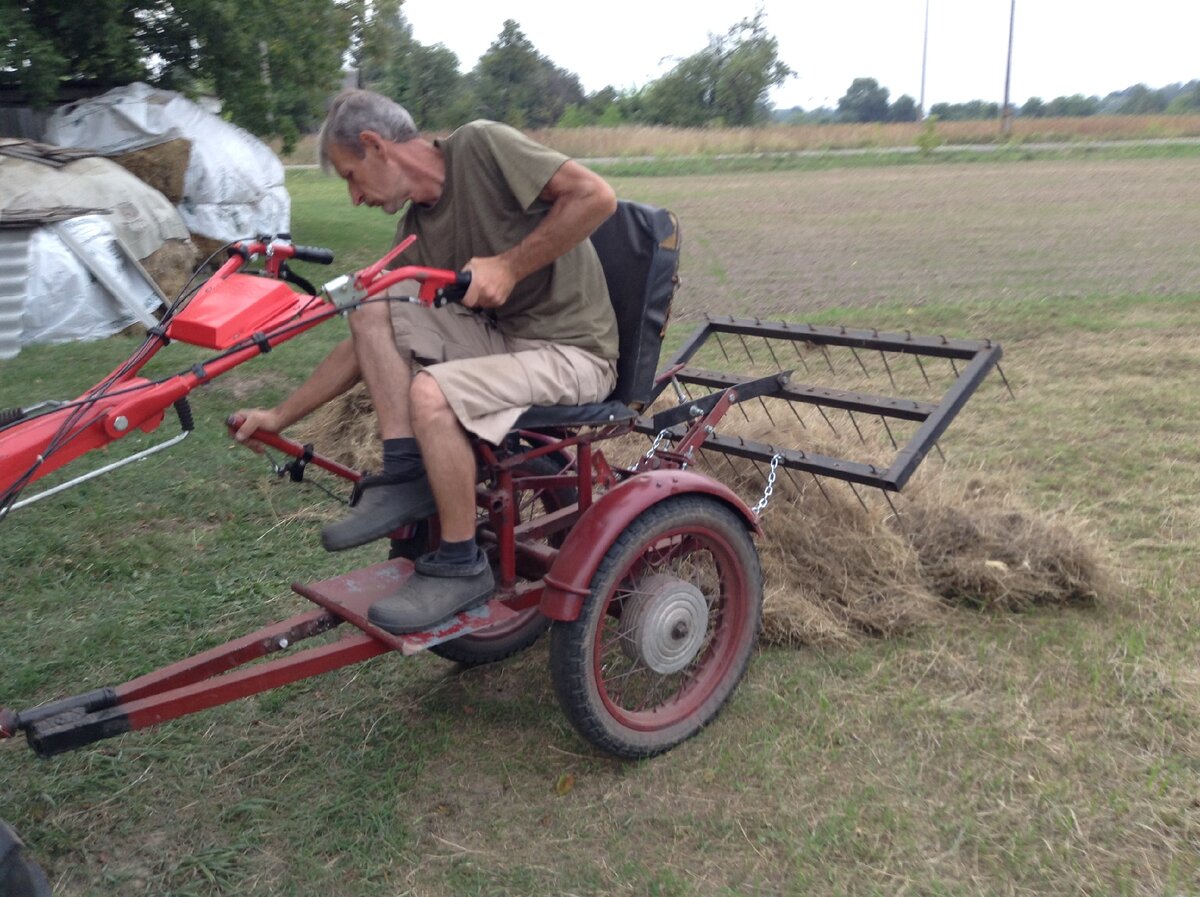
left=174, top=398, right=195, bottom=432
left=435, top=271, right=472, bottom=305
left=291, top=245, right=336, bottom=265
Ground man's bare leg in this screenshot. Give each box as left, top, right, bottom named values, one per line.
left=345, top=299, right=413, bottom=439
left=365, top=370, right=493, bottom=635
left=409, top=372, right=477, bottom=541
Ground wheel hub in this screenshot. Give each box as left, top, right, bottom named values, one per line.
left=619, top=573, right=709, bottom=674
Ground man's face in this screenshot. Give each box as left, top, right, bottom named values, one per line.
left=327, top=135, right=410, bottom=215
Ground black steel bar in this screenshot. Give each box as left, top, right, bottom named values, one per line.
left=645, top=373, right=788, bottom=433
left=675, top=367, right=935, bottom=422
left=694, top=432, right=895, bottom=490
left=885, top=344, right=1002, bottom=489
left=696, top=317, right=992, bottom=361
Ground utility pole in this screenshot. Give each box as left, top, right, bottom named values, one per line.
left=920, top=0, right=930, bottom=118
left=1001, top=0, right=1016, bottom=136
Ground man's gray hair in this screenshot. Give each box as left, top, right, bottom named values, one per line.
left=318, top=89, right=419, bottom=173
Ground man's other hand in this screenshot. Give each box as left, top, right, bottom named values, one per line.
left=461, top=256, right=516, bottom=309
left=231, top=408, right=284, bottom=454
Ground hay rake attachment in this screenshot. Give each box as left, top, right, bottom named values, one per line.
left=635, top=316, right=1009, bottom=507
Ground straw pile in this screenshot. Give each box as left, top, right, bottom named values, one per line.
left=294, top=393, right=1110, bottom=648
left=110, top=137, right=191, bottom=205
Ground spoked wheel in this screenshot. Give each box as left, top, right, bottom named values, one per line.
left=423, top=451, right=577, bottom=666
left=549, top=495, right=762, bottom=759
left=0, top=821, right=52, bottom=897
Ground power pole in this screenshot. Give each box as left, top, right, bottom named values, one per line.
left=1001, top=0, right=1016, bottom=136
left=920, top=0, right=930, bottom=118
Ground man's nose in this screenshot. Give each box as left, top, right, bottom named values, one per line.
left=349, top=185, right=364, bottom=206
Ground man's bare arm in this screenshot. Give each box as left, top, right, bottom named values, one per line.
left=233, top=336, right=361, bottom=449
left=463, top=161, right=617, bottom=309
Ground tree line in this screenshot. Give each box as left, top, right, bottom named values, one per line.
left=0, top=1, right=792, bottom=147
left=778, top=76, right=1200, bottom=125
left=4, top=1, right=1197, bottom=147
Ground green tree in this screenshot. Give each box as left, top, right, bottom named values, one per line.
left=1, top=0, right=350, bottom=145
left=1021, top=96, right=1046, bottom=117
left=352, top=6, right=469, bottom=130
left=638, top=11, right=793, bottom=127
left=1165, top=83, right=1200, bottom=113
left=888, top=94, right=918, bottom=122
left=1043, top=94, right=1099, bottom=117
left=471, top=20, right=583, bottom=128
left=837, top=77, right=890, bottom=122
left=1116, top=83, right=1168, bottom=114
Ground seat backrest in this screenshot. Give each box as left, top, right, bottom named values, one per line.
left=589, top=200, right=681, bottom=409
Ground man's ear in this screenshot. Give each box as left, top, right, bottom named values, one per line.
left=359, top=130, right=385, bottom=155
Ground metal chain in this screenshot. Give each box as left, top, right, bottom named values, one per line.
left=643, top=428, right=672, bottom=460
left=752, top=453, right=784, bottom=517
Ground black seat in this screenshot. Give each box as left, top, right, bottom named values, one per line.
left=512, top=200, right=681, bottom=431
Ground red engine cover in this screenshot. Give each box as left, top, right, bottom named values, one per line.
left=167, top=274, right=301, bottom=349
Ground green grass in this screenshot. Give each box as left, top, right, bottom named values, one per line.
left=2, top=162, right=1199, bottom=895
left=585, top=140, right=1200, bottom=178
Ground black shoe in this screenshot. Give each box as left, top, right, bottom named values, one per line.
left=367, top=548, right=494, bottom=634
left=321, top=472, right=438, bottom=552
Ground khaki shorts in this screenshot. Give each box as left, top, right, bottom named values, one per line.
left=389, top=301, right=617, bottom=445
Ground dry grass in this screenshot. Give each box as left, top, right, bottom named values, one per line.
left=295, top=380, right=1110, bottom=653
left=275, top=115, right=1200, bottom=165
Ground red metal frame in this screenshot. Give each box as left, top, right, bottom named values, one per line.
left=0, top=236, right=756, bottom=758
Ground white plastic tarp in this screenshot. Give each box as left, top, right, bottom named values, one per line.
left=45, top=82, right=290, bottom=244
left=22, top=216, right=164, bottom=349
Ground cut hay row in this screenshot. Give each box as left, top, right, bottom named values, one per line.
left=294, top=377, right=1110, bottom=650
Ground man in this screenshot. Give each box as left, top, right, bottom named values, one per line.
left=233, top=89, right=618, bottom=635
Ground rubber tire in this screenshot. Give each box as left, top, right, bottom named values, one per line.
left=549, top=494, right=762, bottom=759
left=421, top=452, right=576, bottom=666
left=0, top=821, right=52, bottom=897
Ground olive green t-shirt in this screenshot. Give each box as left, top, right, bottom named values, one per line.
left=394, top=120, right=618, bottom=361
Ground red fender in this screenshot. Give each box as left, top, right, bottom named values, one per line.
left=539, top=469, right=762, bottom=621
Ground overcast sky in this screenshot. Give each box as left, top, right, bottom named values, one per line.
left=401, top=0, right=1200, bottom=111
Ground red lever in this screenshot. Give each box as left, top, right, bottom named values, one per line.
left=355, top=235, right=417, bottom=289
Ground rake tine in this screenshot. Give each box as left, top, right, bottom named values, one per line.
left=996, top=363, right=1016, bottom=399
left=714, top=332, right=734, bottom=365
left=681, top=381, right=696, bottom=401
left=880, top=489, right=902, bottom=528
left=783, top=466, right=803, bottom=494
left=819, top=344, right=837, bottom=375
left=849, top=347, right=871, bottom=378
left=846, top=409, right=867, bottom=444
left=736, top=333, right=757, bottom=365
left=720, top=452, right=741, bottom=479
left=913, top=354, right=933, bottom=388
left=880, top=416, right=899, bottom=450
left=763, top=337, right=786, bottom=373
left=785, top=398, right=808, bottom=428
left=756, top=397, right=778, bottom=427
left=811, top=472, right=834, bottom=506
left=815, top=405, right=839, bottom=436
left=847, top=481, right=870, bottom=513
left=790, top=340, right=813, bottom=374
left=933, top=441, right=946, bottom=463
left=949, top=358, right=960, bottom=378
left=878, top=350, right=898, bottom=391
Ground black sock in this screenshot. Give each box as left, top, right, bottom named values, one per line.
left=381, top=437, right=423, bottom=480
left=436, top=537, right=477, bottom=565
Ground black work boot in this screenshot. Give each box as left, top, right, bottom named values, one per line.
left=367, top=547, right=494, bottom=634
left=321, top=472, right=438, bottom=552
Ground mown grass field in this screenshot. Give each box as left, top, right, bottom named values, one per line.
left=2, top=151, right=1199, bottom=896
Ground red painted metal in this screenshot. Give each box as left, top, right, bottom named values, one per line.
left=167, top=274, right=303, bottom=349
left=223, top=416, right=363, bottom=482
left=291, top=557, right=519, bottom=655
left=590, top=519, right=753, bottom=732
left=540, top=470, right=760, bottom=622
left=116, top=608, right=337, bottom=703
left=121, top=633, right=391, bottom=732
